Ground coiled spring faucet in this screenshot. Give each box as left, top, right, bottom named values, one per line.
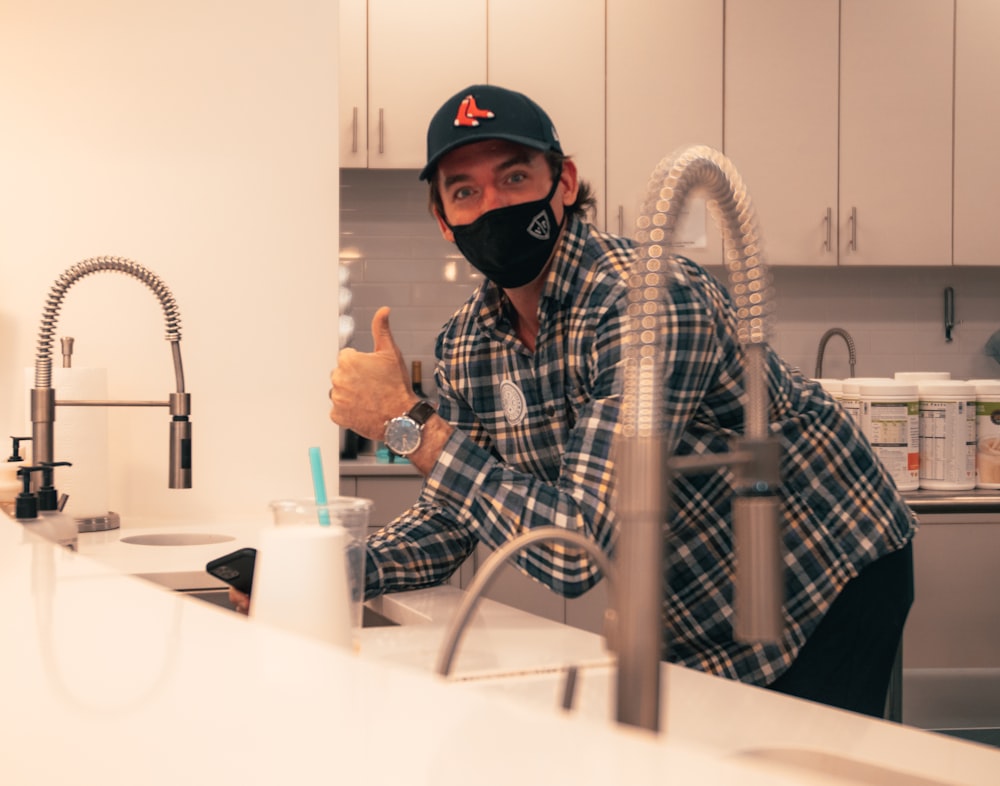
left=30, top=257, right=192, bottom=527
left=616, top=145, right=783, bottom=732
left=814, top=327, right=857, bottom=378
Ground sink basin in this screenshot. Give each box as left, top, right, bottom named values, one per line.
left=184, top=588, right=399, bottom=627
left=120, top=533, right=236, bottom=546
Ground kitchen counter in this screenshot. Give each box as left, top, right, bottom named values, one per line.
left=903, top=489, right=1000, bottom=515
left=3, top=514, right=1000, bottom=783
left=340, top=455, right=420, bottom=476
left=341, top=458, right=1000, bottom=515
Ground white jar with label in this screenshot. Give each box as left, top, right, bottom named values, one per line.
left=917, top=380, right=977, bottom=490
left=858, top=380, right=920, bottom=491
left=970, top=379, right=1000, bottom=489
left=839, top=378, right=892, bottom=424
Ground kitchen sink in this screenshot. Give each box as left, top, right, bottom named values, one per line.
left=183, top=588, right=399, bottom=627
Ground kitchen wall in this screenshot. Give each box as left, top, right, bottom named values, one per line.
left=342, top=168, right=1000, bottom=392
left=0, top=2, right=341, bottom=526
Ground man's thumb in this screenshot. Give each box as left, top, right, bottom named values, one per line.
left=371, top=306, right=396, bottom=354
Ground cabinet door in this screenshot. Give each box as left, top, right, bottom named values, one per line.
left=725, top=0, right=839, bottom=267
left=839, top=0, right=954, bottom=266
left=954, top=0, right=1000, bottom=266
left=606, top=0, right=723, bottom=265
left=488, top=0, right=605, bottom=231
left=339, top=0, right=367, bottom=167
left=367, top=0, right=487, bottom=168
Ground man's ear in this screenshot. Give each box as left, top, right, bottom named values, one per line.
left=432, top=205, right=455, bottom=242
left=559, top=158, right=580, bottom=207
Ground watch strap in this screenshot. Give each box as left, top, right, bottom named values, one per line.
left=405, top=400, right=436, bottom=426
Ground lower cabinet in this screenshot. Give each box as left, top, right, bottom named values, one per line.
left=899, top=515, right=1000, bottom=730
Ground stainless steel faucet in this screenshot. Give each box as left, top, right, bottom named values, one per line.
left=436, top=527, right=619, bottom=677
left=30, top=257, right=192, bottom=529
left=814, top=327, right=857, bottom=378
left=615, top=145, right=782, bottom=732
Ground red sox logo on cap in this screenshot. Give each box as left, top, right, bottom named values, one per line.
left=453, top=94, right=495, bottom=127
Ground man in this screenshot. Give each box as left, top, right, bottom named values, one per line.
left=330, top=84, right=916, bottom=717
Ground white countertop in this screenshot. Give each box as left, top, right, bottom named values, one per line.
left=3, top=514, right=999, bottom=785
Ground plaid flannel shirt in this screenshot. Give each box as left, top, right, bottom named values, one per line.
left=365, top=215, right=917, bottom=686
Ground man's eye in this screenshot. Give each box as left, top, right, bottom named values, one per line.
left=507, top=172, right=527, bottom=185
left=452, top=186, right=474, bottom=201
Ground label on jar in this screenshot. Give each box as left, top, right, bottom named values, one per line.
left=976, top=399, right=1000, bottom=489
left=919, top=398, right=976, bottom=489
left=860, top=400, right=919, bottom=490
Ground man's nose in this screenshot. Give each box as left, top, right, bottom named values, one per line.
left=480, top=186, right=507, bottom=213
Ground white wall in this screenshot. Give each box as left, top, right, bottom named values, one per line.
left=0, top=1, right=341, bottom=527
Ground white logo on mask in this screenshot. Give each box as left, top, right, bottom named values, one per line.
left=526, top=211, right=550, bottom=240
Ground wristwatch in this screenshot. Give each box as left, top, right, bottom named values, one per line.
left=383, top=400, right=436, bottom=456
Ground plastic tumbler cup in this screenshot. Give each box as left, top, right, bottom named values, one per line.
left=250, top=497, right=372, bottom=651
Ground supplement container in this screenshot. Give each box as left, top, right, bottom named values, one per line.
left=917, top=380, right=976, bottom=490
left=858, top=380, right=920, bottom=491
left=971, top=379, right=1000, bottom=489
left=839, top=378, right=892, bottom=424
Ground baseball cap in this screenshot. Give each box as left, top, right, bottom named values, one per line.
left=419, top=84, right=563, bottom=181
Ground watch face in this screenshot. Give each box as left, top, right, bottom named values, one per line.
left=385, top=416, right=421, bottom=456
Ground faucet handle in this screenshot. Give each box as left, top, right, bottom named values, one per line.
left=7, top=436, right=32, bottom=462
left=38, top=460, right=72, bottom=511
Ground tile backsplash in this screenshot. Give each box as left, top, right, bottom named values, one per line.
left=341, top=169, right=1000, bottom=400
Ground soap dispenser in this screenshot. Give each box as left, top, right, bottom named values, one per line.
left=18, top=462, right=78, bottom=550
left=14, top=465, right=42, bottom=520
left=0, top=436, right=32, bottom=507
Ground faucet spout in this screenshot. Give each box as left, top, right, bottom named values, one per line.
left=617, top=146, right=782, bottom=732
left=436, top=527, right=619, bottom=678
left=30, top=257, right=192, bottom=508
left=814, top=327, right=857, bottom=378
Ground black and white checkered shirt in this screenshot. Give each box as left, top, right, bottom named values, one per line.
left=365, top=215, right=917, bottom=686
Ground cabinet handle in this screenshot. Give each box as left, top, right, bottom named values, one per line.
left=847, top=207, right=858, bottom=252
left=618, top=205, right=624, bottom=236
left=823, top=207, right=832, bottom=252
left=351, top=106, right=358, bottom=154
left=378, top=108, right=384, bottom=155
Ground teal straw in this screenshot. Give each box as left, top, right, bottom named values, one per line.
left=308, top=446, right=331, bottom=526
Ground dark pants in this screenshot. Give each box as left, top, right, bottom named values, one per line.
left=767, top=541, right=914, bottom=718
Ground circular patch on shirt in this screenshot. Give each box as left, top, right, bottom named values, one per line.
left=500, top=379, right=527, bottom=425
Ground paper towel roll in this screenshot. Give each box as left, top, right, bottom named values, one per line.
left=24, top=367, right=110, bottom=519
left=250, top=525, right=353, bottom=649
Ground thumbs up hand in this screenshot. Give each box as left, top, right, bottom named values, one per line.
left=329, top=306, right=418, bottom=439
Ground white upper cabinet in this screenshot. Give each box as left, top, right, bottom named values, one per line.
left=606, top=0, right=724, bottom=267
left=839, top=0, right=954, bottom=266
left=954, top=0, right=1000, bottom=266
left=339, top=0, right=367, bottom=167
left=487, top=0, right=605, bottom=228
left=342, top=0, right=487, bottom=169
left=725, top=0, right=839, bottom=267
left=726, top=0, right=954, bottom=267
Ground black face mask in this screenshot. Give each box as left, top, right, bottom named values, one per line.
left=444, top=170, right=563, bottom=289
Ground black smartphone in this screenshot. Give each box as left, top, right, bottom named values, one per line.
left=206, top=547, right=257, bottom=595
